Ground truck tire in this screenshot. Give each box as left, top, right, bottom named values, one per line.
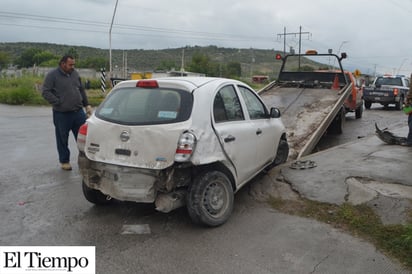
left=364, top=100, right=372, bottom=109
left=355, top=103, right=363, bottom=119
left=187, top=170, right=234, bottom=227
left=82, top=181, right=112, bottom=205
left=395, top=96, right=404, bottom=110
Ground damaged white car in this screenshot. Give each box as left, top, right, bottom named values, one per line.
left=77, top=77, right=288, bottom=226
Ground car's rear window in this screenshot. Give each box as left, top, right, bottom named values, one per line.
left=375, top=77, right=402, bottom=86
left=96, top=87, right=193, bottom=125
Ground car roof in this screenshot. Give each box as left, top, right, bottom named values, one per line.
left=112, top=77, right=233, bottom=93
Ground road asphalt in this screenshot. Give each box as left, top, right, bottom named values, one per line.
left=1, top=104, right=411, bottom=273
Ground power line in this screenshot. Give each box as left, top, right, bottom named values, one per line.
left=0, top=11, right=276, bottom=44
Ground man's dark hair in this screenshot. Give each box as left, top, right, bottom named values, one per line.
left=59, top=55, right=75, bottom=65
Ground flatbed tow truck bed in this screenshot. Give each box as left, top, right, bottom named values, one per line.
left=259, top=52, right=352, bottom=160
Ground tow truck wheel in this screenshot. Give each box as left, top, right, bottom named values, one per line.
left=355, top=103, right=363, bottom=119
left=82, top=181, right=112, bottom=205
left=364, top=100, right=372, bottom=109
left=328, top=108, right=345, bottom=134
left=187, top=170, right=234, bottom=227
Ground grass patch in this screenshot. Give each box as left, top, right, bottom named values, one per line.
left=0, top=76, right=106, bottom=106
left=0, top=76, right=46, bottom=105
left=269, top=197, right=412, bottom=270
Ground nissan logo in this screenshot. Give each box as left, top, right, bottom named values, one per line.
left=120, top=131, right=130, bottom=142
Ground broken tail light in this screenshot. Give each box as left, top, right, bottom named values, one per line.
left=77, top=123, right=88, bottom=152
left=175, top=132, right=196, bottom=162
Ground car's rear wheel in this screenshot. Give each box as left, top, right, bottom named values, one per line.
left=187, top=170, right=234, bottom=227
left=82, top=181, right=112, bottom=205
left=364, top=100, right=372, bottom=109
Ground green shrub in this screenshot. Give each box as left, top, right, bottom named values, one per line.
left=0, top=76, right=46, bottom=105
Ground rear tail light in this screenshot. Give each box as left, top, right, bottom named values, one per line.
left=175, top=132, right=196, bottom=162
left=393, top=88, right=399, bottom=96
left=77, top=123, right=88, bottom=152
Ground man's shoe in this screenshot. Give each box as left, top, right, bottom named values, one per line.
left=399, top=140, right=412, bottom=146
left=61, top=162, right=72, bottom=171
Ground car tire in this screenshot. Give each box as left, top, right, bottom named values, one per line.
left=274, top=139, right=289, bottom=166
left=355, top=103, right=363, bottom=119
left=82, top=181, right=112, bottom=205
left=187, top=170, right=234, bottom=227
left=364, top=100, right=372, bottom=109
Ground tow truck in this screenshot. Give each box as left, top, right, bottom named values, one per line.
left=259, top=50, right=353, bottom=160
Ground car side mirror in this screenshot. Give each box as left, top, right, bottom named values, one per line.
left=270, top=107, right=281, bottom=118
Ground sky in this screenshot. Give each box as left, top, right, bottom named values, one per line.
left=0, top=0, right=411, bottom=75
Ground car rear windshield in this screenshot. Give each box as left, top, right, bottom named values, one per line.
left=96, top=87, right=193, bottom=125
left=375, top=77, right=402, bottom=86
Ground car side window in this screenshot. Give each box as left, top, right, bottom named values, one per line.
left=213, top=85, right=244, bottom=123
left=238, top=86, right=267, bottom=119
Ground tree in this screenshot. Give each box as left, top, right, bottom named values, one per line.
left=156, top=60, right=177, bottom=71
left=188, top=52, right=211, bottom=75
left=67, top=47, right=79, bottom=59
left=0, top=51, right=10, bottom=70
left=15, top=48, right=42, bottom=68
left=77, top=57, right=107, bottom=70
left=15, top=48, right=57, bottom=68
left=225, top=62, right=241, bottom=78
left=34, top=51, right=58, bottom=66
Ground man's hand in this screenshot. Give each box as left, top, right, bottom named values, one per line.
left=85, top=105, right=93, bottom=118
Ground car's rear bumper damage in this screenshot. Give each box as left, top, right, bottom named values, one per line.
left=78, top=153, right=190, bottom=212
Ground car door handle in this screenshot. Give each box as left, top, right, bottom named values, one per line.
left=256, top=129, right=262, bottom=135
left=224, top=135, right=236, bottom=143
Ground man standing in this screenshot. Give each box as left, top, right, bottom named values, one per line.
left=404, top=88, right=412, bottom=146
left=402, top=75, right=412, bottom=146
left=42, top=55, right=92, bottom=170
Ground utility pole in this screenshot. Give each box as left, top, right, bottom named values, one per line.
left=277, top=26, right=311, bottom=69
left=109, top=0, right=119, bottom=86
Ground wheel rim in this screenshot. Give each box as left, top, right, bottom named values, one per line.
left=202, top=180, right=229, bottom=217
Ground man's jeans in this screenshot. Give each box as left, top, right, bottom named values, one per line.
left=53, top=109, right=86, bottom=163
left=408, top=114, right=412, bottom=145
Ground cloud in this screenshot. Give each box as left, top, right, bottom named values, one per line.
left=0, top=0, right=412, bottom=75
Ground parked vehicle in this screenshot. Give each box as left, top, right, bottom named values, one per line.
left=77, top=77, right=288, bottom=226
left=259, top=50, right=352, bottom=159
left=363, top=75, right=410, bottom=110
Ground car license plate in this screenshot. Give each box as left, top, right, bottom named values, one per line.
left=375, top=97, right=381, bottom=101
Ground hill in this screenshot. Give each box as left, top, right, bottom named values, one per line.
left=0, top=42, right=283, bottom=78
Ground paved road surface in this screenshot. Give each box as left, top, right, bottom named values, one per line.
left=0, top=104, right=409, bottom=273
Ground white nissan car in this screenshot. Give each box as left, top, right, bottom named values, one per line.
left=77, top=77, right=288, bottom=226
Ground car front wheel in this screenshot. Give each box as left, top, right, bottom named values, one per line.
left=187, top=170, right=234, bottom=227
left=82, top=181, right=112, bottom=205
